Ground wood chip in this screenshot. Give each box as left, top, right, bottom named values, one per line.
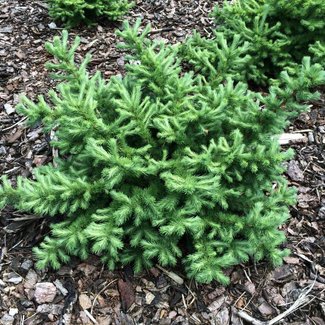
left=278, top=133, right=307, bottom=145
left=79, top=294, right=92, bottom=310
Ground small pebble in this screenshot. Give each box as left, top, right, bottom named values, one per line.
left=48, top=22, right=57, bottom=29
left=34, top=282, right=57, bottom=304
left=0, top=314, right=14, bottom=325
left=168, top=311, right=177, bottom=319
left=319, top=125, right=325, bottom=133
left=6, top=273, right=23, bottom=285
left=4, top=103, right=15, bottom=115
left=20, top=259, right=33, bottom=271
left=79, top=294, right=92, bottom=310
left=145, top=291, right=155, bottom=305
left=8, top=308, right=18, bottom=317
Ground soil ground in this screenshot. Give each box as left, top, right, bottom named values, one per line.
left=0, top=1, right=324, bottom=324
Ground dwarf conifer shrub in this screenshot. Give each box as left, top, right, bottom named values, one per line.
left=1, top=21, right=325, bottom=283
left=213, top=0, right=325, bottom=83
left=48, top=0, right=133, bottom=27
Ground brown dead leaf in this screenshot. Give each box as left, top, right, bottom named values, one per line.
left=118, top=279, right=135, bottom=312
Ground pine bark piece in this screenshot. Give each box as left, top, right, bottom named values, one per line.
left=24, top=269, right=38, bottom=289
left=118, top=279, right=135, bottom=312
left=287, top=160, right=304, bottom=182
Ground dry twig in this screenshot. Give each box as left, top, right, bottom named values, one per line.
left=236, top=280, right=316, bottom=325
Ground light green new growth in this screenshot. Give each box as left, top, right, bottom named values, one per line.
left=1, top=20, right=325, bottom=283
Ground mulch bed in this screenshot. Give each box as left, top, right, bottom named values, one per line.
left=0, top=1, right=324, bottom=324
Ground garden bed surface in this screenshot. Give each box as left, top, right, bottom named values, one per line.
left=0, top=1, right=324, bottom=324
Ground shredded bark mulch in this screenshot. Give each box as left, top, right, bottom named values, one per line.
left=0, top=1, right=324, bottom=324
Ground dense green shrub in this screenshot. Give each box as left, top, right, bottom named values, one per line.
left=48, top=0, right=133, bottom=27
left=213, top=0, right=325, bottom=83
left=1, top=21, right=325, bottom=283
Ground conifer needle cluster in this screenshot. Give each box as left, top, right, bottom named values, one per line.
left=1, top=9, right=325, bottom=283
left=214, top=0, right=325, bottom=83
left=48, top=0, right=133, bottom=27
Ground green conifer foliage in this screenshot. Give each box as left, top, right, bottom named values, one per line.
left=213, top=0, right=325, bottom=83
left=1, top=22, right=325, bottom=283
left=310, top=42, right=325, bottom=65
left=48, top=0, right=133, bottom=27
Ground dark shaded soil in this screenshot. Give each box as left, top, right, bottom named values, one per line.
left=0, top=1, right=324, bottom=324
